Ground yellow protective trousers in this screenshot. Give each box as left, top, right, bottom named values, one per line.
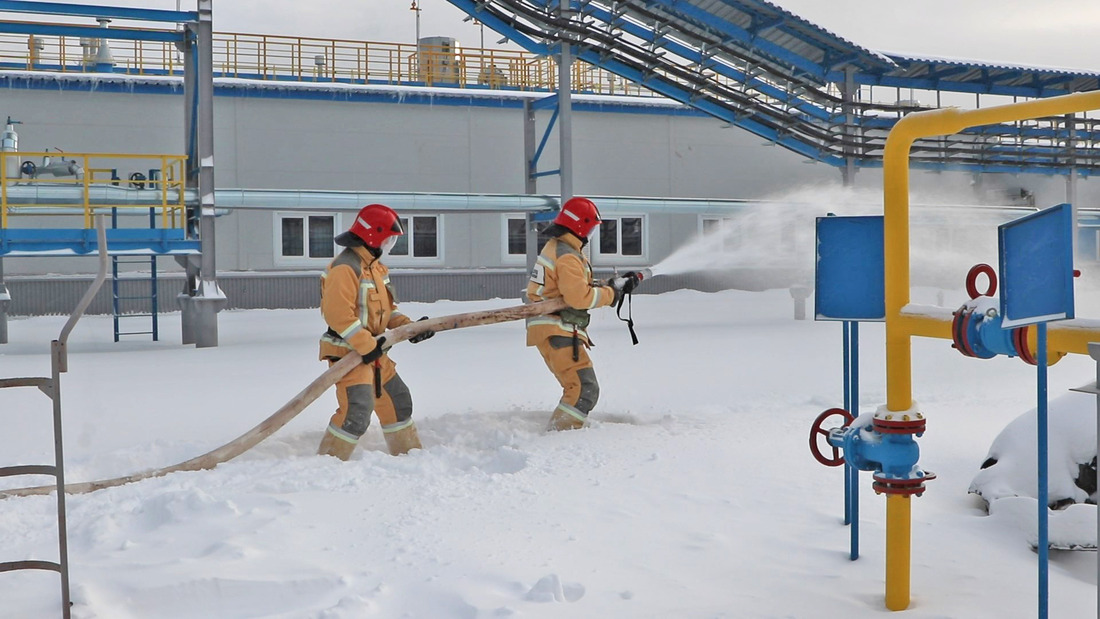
left=326, top=354, right=414, bottom=444
left=535, top=334, right=601, bottom=426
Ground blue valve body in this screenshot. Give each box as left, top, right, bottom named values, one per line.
left=828, top=423, right=923, bottom=480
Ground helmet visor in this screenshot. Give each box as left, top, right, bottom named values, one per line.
left=381, top=235, right=399, bottom=256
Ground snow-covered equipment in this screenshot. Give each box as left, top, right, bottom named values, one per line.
left=0, top=297, right=570, bottom=499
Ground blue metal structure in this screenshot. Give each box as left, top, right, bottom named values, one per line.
left=813, top=214, right=886, bottom=560
left=997, top=202, right=1077, bottom=619
left=0, top=0, right=223, bottom=348
left=448, top=0, right=1100, bottom=175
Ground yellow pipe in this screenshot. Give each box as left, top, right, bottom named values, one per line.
left=883, top=89, right=1100, bottom=611
left=885, top=495, right=911, bottom=611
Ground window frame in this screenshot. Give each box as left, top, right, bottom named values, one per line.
left=273, top=211, right=339, bottom=267
left=591, top=213, right=647, bottom=265
left=700, top=216, right=742, bottom=253
left=384, top=214, right=445, bottom=267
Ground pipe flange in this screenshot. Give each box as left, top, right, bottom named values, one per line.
left=873, top=414, right=926, bottom=435
left=1012, top=325, right=1037, bottom=365
left=872, top=471, right=936, bottom=497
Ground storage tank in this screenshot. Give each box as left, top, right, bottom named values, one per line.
left=418, top=36, right=461, bottom=84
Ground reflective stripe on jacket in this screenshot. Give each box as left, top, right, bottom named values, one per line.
left=319, top=246, right=412, bottom=360
left=525, top=234, right=615, bottom=346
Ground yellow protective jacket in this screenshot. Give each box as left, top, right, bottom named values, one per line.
left=525, top=233, right=616, bottom=346
left=319, top=246, right=413, bottom=361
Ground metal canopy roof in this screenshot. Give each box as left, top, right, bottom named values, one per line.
left=877, top=53, right=1100, bottom=97
left=449, top=0, right=1100, bottom=175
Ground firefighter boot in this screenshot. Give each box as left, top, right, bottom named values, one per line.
left=547, top=406, right=587, bottom=431
left=383, top=421, right=422, bottom=455
left=317, top=429, right=357, bottom=461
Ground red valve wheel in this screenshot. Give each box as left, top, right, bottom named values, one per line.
left=809, top=408, right=854, bottom=467
left=965, top=263, right=997, bottom=299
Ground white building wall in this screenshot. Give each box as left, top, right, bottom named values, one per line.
left=1, top=77, right=1096, bottom=278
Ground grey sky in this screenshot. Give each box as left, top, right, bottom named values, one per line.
left=25, top=1, right=1100, bottom=72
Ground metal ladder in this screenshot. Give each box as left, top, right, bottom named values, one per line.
left=0, top=217, right=107, bottom=618
left=110, top=208, right=159, bottom=342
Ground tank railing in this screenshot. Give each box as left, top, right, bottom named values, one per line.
left=0, top=153, right=187, bottom=229
left=1, top=24, right=792, bottom=103
left=0, top=27, right=675, bottom=96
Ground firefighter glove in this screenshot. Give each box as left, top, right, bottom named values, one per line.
left=361, top=336, right=386, bottom=364
left=620, top=271, right=641, bottom=295
left=609, top=284, right=623, bottom=307
left=409, top=316, right=435, bottom=344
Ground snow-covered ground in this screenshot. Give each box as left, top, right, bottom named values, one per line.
left=0, top=286, right=1096, bottom=618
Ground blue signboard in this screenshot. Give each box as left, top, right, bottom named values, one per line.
left=815, top=215, right=884, bottom=321
left=998, top=203, right=1075, bottom=328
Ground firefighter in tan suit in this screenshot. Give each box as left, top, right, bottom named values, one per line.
left=526, top=197, right=634, bottom=431
left=317, top=204, right=434, bottom=460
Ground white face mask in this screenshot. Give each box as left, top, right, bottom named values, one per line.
left=381, top=235, right=399, bottom=256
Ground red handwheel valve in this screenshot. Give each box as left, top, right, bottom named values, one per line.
left=809, top=408, right=855, bottom=467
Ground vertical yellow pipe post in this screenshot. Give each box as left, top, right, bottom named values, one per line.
left=883, top=90, right=1100, bottom=611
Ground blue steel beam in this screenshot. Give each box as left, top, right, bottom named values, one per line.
left=449, top=1, right=1095, bottom=173
left=571, top=43, right=844, bottom=164
left=0, top=21, right=186, bottom=43
left=642, top=0, right=831, bottom=82
left=0, top=1, right=196, bottom=22
left=451, top=0, right=840, bottom=149
left=445, top=0, right=553, bottom=56
left=582, top=2, right=834, bottom=122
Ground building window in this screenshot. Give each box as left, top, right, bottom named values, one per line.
left=389, top=215, right=440, bottom=260
left=504, top=215, right=556, bottom=261
left=507, top=216, right=526, bottom=255
left=702, top=217, right=740, bottom=252
left=595, top=216, right=644, bottom=258
left=277, top=213, right=335, bottom=263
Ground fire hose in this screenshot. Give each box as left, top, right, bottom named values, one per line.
left=0, top=298, right=572, bottom=498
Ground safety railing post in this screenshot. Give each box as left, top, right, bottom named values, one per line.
left=0, top=216, right=107, bottom=618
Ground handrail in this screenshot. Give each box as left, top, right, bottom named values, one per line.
left=0, top=26, right=660, bottom=96
left=0, top=152, right=186, bottom=228
left=58, top=214, right=107, bottom=346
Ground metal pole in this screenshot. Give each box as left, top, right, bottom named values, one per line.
left=53, top=215, right=107, bottom=618
left=1066, top=113, right=1078, bottom=263
left=181, top=0, right=225, bottom=348
left=0, top=257, right=8, bottom=344
left=1037, top=322, right=1049, bottom=619
left=1093, top=342, right=1100, bottom=619
left=850, top=321, right=860, bottom=561
left=523, top=99, right=539, bottom=288
left=842, top=67, right=857, bottom=187
left=843, top=321, right=851, bottom=526
left=556, top=7, right=574, bottom=203
left=180, top=8, right=199, bottom=345
left=1090, top=342, right=1100, bottom=619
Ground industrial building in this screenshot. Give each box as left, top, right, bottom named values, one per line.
left=2, top=0, right=1099, bottom=345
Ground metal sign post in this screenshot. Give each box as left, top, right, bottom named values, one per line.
left=814, top=214, right=885, bottom=560
left=998, top=203, right=1076, bottom=619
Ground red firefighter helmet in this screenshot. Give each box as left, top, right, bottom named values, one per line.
left=336, top=203, right=404, bottom=248
left=553, top=196, right=602, bottom=239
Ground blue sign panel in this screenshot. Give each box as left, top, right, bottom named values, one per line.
left=998, top=203, right=1075, bottom=328
left=815, top=215, right=884, bottom=321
